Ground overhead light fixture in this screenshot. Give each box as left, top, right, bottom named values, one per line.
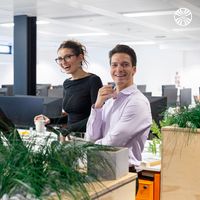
left=123, top=41, right=156, bottom=45
left=0, top=21, right=50, bottom=27
left=36, top=20, right=50, bottom=25
left=67, top=32, right=109, bottom=37
left=0, top=44, right=12, bottom=54
left=0, top=23, right=14, bottom=27
left=123, top=10, right=175, bottom=17
left=155, top=35, right=166, bottom=39
left=172, top=27, right=200, bottom=32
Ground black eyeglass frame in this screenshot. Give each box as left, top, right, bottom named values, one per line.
left=55, top=54, right=75, bottom=64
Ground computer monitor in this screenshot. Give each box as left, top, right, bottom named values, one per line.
left=180, top=88, right=192, bottom=107
left=146, top=96, right=167, bottom=139
left=146, top=96, right=167, bottom=125
left=0, top=96, right=62, bottom=128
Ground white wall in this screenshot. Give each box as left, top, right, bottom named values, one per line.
left=37, top=47, right=67, bottom=85
left=0, top=54, right=13, bottom=85
left=1, top=44, right=200, bottom=97
left=134, top=45, right=183, bottom=96
left=182, top=50, right=200, bottom=96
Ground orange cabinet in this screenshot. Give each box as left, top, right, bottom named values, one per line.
left=153, top=172, right=160, bottom=200
left=136, top=179, right=153, bottom=200
left=136, top=171, right=160, bottom=200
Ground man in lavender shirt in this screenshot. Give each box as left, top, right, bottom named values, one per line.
left=85, top=44, right=152, bottom=172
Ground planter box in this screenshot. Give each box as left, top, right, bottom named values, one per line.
left=87, top=147, right=129, bottom=180
left=161, top=126, right=200, bottom=200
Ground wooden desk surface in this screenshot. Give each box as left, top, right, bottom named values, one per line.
left=49, top=173, right=137, bottom=200
left=138, top=141, right=161, bottom=172
left=19, top=131, right=137, bottom=199
left=88, top=173, right=137, bottom=199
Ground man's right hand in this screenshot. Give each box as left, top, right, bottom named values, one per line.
left=94, top=85, right=116, bottom=108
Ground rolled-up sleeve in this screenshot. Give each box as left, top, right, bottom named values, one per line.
left=85, top=107, right=103, bottom=142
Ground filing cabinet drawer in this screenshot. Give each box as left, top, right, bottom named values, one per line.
left=136, top=179, right=153, bottom=200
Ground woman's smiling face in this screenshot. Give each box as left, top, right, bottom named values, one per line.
left=57, top=48, right=83, bottom=74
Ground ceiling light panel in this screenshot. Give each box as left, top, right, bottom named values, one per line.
left=123, top=10, right=175, bottom=17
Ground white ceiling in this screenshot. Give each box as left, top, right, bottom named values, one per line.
left=0, top=0, right=200, bottom=49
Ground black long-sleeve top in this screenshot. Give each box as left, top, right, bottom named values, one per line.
left=51, top=73, right=102, bottom=135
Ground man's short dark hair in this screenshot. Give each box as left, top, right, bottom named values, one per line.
left=109, top=44, right=137, bottom=66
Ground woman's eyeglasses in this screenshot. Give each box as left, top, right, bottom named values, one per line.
left=55, top=54, right=75, bottom=64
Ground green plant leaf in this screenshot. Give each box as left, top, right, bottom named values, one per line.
left=1, top=117, right=117, bottom=199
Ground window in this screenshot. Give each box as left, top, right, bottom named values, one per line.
left=0, top=44, right=12, bottom=54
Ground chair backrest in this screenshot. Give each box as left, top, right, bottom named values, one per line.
left=1, top=84, right=13, bottom=96
left=48, top=85, right=63, bottom=98
left=0, top=88, right=8, bottom=96
left=137, top=85, right=146, bottom=93
left=36, top=84, right=51, bottom=96
left=161, top=85, right=176, bottom=96
left=163, top=87, right=178, bottom=107
left=143, top=92, right=152, bottom=97
left=180, top=88, right=192, bottom=107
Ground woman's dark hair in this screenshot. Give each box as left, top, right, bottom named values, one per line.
left=58, top=40, right=88, bottom=66
left=109, top=44, right=137, bottom=66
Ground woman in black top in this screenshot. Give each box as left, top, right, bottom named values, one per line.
left=35, top=40, right=102, bottom=140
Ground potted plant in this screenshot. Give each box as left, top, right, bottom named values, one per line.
left=148, top=120, right=162, bottom=155
left=159, top=104, right=200, bottom=200
left=0, top=110, right=119, bottom=200
left=87, top=146, right=129, bottom=180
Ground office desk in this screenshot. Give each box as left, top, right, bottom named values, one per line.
left=19, top=130, right=137, bottom=199
left=49, top=173, right=137, bottom=200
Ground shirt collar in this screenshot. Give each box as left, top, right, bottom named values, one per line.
left=118, top=84, right=137, bottom=96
